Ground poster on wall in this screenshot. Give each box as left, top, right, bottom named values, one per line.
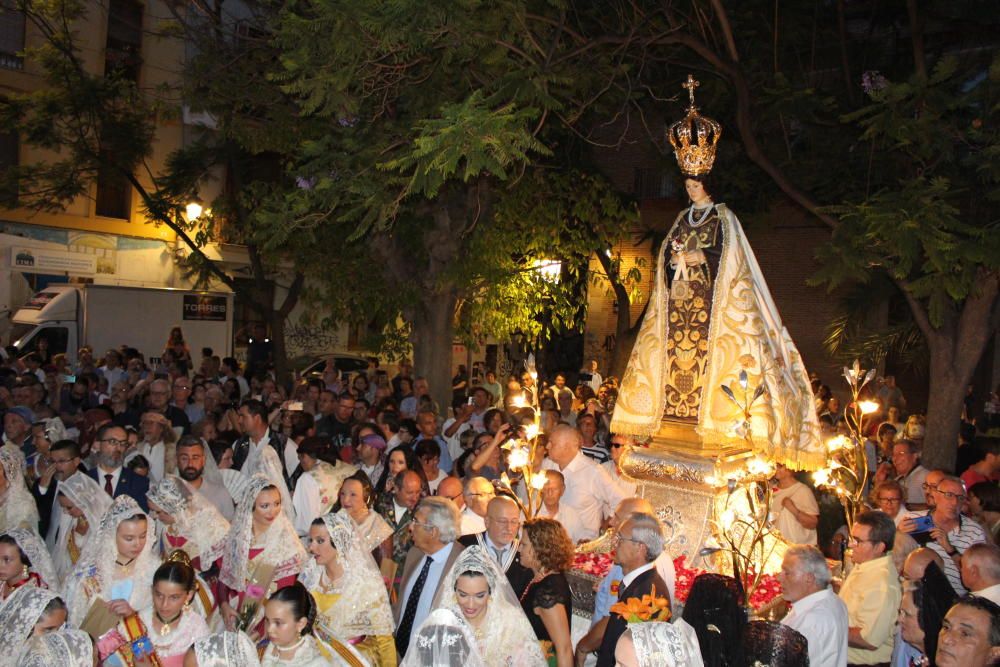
left=12, top=246, right=97, bottom=275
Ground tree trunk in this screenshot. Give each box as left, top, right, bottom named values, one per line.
left=904, top=273, right=999, bottom=471
left=409, top=291, right=459, bottom=418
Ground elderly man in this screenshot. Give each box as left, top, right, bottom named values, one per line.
left=543, top=424, right=626, bottom=541
left=376, top=469, right=423, bottom=568
left=838, top=510, right=901, bottom=667
left=901, top=475, right=988, bottom=594
left=596, top=512, right=668, bottom=667
left=891, top=440, right=930, bottom=506
left=935, top=596, right=1000, bottom=667
left=460, top=476, right=495, bottom=535
left=146, top=378, right=191, bottom=435
left=962, top=543, right=1000, bottom=606
left=459, top=495, right=532, bottom=596
left=394, top=496, right=465, bottom=657
left=779, top=544, right=849, bottom=667
left=537, top=469, right=587, bottom=543
left=2, top=405, right=34, bottom=459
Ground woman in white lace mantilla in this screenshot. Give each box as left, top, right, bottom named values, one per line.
left=51, top=471, right=112, bottom=584
left=614, top=620, right=703, bottom=667
left=0, top=585, right=68, bottom=665
left=404, top=545, right=546, bottom=667
left=332, top=471, right=392, bottom=560
left=400, top=607, right=487, bottom=667
left=0, top=528, right=58, bottom=597
left=147, top=475, right=230, bottom=572
left=0, top=448, right=40, bottom=534
left=16, top=628, right=95, bottom=667
left=300, top=510, right=395, bottom=666
left=218, top=474, right=307, bottom=636
left=62, top=495, right=160, bottom=627
left=188, top=630, right=261, bottom=667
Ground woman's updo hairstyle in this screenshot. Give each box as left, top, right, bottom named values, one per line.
left=269, top=582, right=317, bottom=636
left=154, top=557, right=196, bottom=592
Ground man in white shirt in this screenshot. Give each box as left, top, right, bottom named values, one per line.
left=537, top=469, right=587, bottom=543
left=779, top=544, right=849, bottom=667
left=771, top=463, right=820, bottom=545
left=962, top=543, right=1000, bottom=607
left=459, top=476, right=494, bottom=535
left=542, top=424, right=626, bottom=541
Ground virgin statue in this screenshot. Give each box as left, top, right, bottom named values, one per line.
left=611, top=75, right=823, bottom=470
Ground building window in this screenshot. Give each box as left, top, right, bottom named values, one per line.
left=633, top=168, right=677, bottom=200
left=94, top=146, right=131, bottom=219
left=0, top=0, right=25, bottom=71
left=105, top=0, right=142, bottom=81
left=0, top=130, right=17, bottom=205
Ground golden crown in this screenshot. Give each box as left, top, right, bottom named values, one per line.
left=667, top=75, right=722, bottom=176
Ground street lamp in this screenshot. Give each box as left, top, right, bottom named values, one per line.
left=185, top=200, right=203, bottom=221
left=532, top=259, right=561, bottom=283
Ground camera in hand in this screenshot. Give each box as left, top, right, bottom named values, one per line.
left=909, top=514, right=935, bottom=545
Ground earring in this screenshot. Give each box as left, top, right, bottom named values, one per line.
left=183, top=600, right=192, bottom=612
left=21, top=565, right=29, bottom=579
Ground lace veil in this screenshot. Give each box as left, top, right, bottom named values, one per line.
left=243, top=444, right=295, bottom=521
left=193, top=630, right=261, bottom=667
left=299, top=509, right=393, bottom=638
left=437, top=545, right=546, bottom=667
left=0, top=585, right=62, bottom=665
left=219, top=473, right=306, bottom=592
left=15, top=628, right=94, bottom=667
left=52, top=472, right=113, bottom=583
left=147, top=475, right=229, bottom=565
left=0, top=448, right=40, bottom=533
left=400, top=608, right=487, bottom=667
left=3, top=527, right=57, bottom=589
left=62, top=495, right=159, bottom=624
left=629, top=619, right=704, bottom=667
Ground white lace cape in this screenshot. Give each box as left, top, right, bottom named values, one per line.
left=2, top=527, right=57, bottom=590
left=148, top=474, right=230, bottom=566
left=435, top=545, right=546, bottom=667
left=193, top=630, right=261, bottom=667
left=15, top=628, right=94, bottom=667
left=0, top=584, right=62, bottom=665
left=400, top=608, right=488, bottom=667
left=137, top=605, right=210, bottom=658
left=298, top=510, right=393, bottom=639
left=629, top=619, right=704, bottom=667
left=62, top=495, right=160, bottom=625
left=355, top=510, right=392, bottom=552
left=0, top=448, right=40, bottom=533
left=51, top=471, right=113, bottom=585
left=219, top=474, right=306, bottom=592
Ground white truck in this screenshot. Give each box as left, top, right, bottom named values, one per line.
left=9, top=283, right=234, bottom=365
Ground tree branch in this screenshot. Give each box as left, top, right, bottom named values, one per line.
left=894, top=277, right=937, bottom=344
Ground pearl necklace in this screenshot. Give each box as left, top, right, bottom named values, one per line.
left=687, top=202, right=714, bottom=227
left=273, top=634, right=307, bottom=658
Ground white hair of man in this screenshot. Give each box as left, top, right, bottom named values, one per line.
left=418, top=496, right=461, bottom=543
left=785, top=544, right=832, bottom=588
left=628, top=512, right=665, bottom=562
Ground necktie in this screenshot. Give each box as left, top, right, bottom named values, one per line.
left=395, top=555, right=433, bottom=656
left=492, top=545, right=504, bottom=564
left=104, top=473, right=114, bottom=496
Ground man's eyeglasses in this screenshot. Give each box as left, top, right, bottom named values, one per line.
left=937, top=490, right=966, bottom=502
left=613, top=533, right=643, bottom=546
left=847, top=535, right=876, bottom=546
left=921, top=482, right=938, bottom=491
left=610, top=443, right=626, bottom=449
left=99, top=438, right=129, bottom=448
left=440, top=493, right=462, bottom=502
left=50, top=457, right=78, bottom=465
left=411, top=520, right=436, bottom=532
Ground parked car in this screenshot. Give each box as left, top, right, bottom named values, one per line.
left=297, top=353, right=370, bottom=381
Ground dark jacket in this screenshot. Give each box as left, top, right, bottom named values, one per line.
left=32, top=463, right=88, bottom=537
left=458, top=531, right=533, bottom=598
left=87, top=465, right=151, bottom=512
left=596, top=565, right=668, bottom=667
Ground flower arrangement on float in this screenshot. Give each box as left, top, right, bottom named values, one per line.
left=810, top=359, right=880, bottom=529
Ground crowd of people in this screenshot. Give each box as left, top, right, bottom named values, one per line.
left=1, top=329, right=1000, bottom=667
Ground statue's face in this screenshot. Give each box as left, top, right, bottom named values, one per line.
left=685, top=178, right=711, bottom=205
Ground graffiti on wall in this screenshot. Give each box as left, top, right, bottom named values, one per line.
left=284, top=323, right=342, bottom=356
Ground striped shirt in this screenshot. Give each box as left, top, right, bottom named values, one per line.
left=902, top=510, right=987, bottom=594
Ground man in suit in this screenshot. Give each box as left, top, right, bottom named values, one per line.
left=596, top=512, right=668, bottom=667
left=232, top=398, right=293, bottom=487
left=393, top=496, right=465, bottom=658
left=33, top=439, right=87, bottom=540
left=459, top=495, right=532, bottom=597
left=87, top=423, right=150, bottom=511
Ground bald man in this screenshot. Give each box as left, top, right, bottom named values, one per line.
left=459, top=495, right=533, bottom=596
left=543, top=424, right=626, bottom=541
left=436, top=476, right=465, bottom=509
